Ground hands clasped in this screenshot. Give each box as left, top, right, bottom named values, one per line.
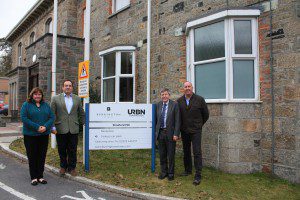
left=38, top=126, right=46, bottom=133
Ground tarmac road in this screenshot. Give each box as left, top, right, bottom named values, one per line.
left=0, top=151, right=135, bottom=200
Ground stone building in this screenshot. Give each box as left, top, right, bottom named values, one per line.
left=6, top=0, right=85, bottom=112
left=6, top=0, right=300, bottom=183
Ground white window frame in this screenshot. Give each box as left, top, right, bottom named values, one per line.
left=99, top=46, right=136, bottom=103
left=45, top=18, right=53, bottom=34
left=112, top=0, right=130, bottom=13
left=186, top=9, right=260, bottom=103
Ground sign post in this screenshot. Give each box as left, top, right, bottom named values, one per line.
left=84, top=104, right=156, bottom=172
left=84, top=103, right=90, bottom=172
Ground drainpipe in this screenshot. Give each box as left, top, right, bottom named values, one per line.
left=51, top=0, right=58, bottom=149
left=146, top=0, right=151, bottom=104
left=83, top=0, right=91, bottom=165
left=269, top=0, right=275, bottom=175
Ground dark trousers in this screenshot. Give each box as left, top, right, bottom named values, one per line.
left=181, top=131, right=202, bottom=178
left=56, top=133, right=78, bottom=171
left=158, top=130, right=176, bottom=176
left=24, top=135, right=49, bottom=180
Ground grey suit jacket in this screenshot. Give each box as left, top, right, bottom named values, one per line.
left=155, top=100, right=180, bottom=141
left=50, top=93, right=85, bottom=134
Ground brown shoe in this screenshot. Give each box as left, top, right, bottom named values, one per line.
left=70, top=169, right=77, bottom=176
left=59, top=168, right=66, bottom=176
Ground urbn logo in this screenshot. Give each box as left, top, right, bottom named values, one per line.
left=128, top=109, right=145, bottom=115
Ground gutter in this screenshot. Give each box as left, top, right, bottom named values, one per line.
left=269, top=0, right=275, bottom=175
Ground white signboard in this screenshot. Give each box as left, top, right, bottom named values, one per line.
left=89, top=104, right=152, bottom=150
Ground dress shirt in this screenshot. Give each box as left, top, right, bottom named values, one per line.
left=185, top=97, right=190, bottom=106
left=161, top=100, right=169, bottom=128
left=64, top=93, right=73, bottom=114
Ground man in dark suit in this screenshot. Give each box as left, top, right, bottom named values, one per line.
left=50, top=80, right=85, bottom=176
left=155, top=88, right=180, bottom=181
left=177, top=81, right=209, bottom=185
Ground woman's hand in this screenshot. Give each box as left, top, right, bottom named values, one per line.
left=38, top=126, right=46, bottom=133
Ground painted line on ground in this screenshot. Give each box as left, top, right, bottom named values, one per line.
left=0, top=181, right=36, bottom=200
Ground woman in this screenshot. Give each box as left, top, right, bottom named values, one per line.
left=20, top=87, right=55, bottom=186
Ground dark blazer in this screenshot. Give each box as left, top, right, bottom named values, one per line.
left=50, top=93, right=85, bottom=134
left=177, top=93, right=209, bottom=134
left=155, top=100, right=180, bottom=141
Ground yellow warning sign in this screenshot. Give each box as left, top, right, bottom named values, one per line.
left=78, top=61, right=89, bottom=80
left=78, top=61, right=89, bottom=98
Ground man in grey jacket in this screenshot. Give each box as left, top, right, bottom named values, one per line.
left=50, top=80, right=85, bottom=176
left=155, top=88, right=180, bottom=181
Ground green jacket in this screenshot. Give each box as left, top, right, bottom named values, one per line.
left=50, top=93, right=85, bottom=134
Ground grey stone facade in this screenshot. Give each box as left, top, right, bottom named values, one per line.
left=89, top=0, right=299, bottom=183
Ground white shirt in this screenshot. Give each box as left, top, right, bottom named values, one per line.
left=161, top=100, right=169, bottom=128
left=64, top=93, right=73, bottom=114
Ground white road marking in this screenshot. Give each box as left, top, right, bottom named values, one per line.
left=0, top=181, right=36, bottom=200
left=0, top=163, right=6, bottom=170
left=61, top=190, right=106, bottom=200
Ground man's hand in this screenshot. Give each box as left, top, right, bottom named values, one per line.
left=173, top=136, right=179, bottom=141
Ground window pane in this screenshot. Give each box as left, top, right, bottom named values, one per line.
left=195, top=61, right=226, bottom=99
left=103, top=53, right=115, bottom=77
left=49, top=20, right=53, bottom=33
left=194, top=21, right=225, bottom=61
left=234, top=20, right=252, bottom=54
left=121, top=52, right=132, bottom=74
left=119, top=77, right=133, bottom=102
left=103, top=78, right=115, bottom=102
left=233, top=60, right=254, bottom=98
left=115, top=0, right=130, bottom=12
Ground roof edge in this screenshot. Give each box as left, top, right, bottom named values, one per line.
left=5, top=0, right=45, bottom=42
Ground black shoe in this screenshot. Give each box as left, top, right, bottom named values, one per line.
left=180, top=171, right=192, bottom=176
left=193, top=178, right=201, bottom=185
left=168, top=175, right=174, bottom=181
left=38, top=178, right=47, bottom=184
left=158, top=173, right=168, bottom=180
left=31, top=179, right=38, bottom=186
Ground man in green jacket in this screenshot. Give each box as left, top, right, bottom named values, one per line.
left=50, top=80, right=85, bottom=176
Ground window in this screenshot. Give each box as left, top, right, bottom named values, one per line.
left=45, top=18, right=53, bottom=33
left=186, top=10, right=260, bottom=102
left=99, top=46, right=135, bottom=103
left=18, top=42, right=22, bottom=66
left=29, top=32, right=35, bottom=44
left=112, top=0, right=130, bottom=13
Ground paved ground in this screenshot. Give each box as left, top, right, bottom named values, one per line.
left=0, top=121, right=182, bottom=200
left=0, top=150, right=134, bottom=200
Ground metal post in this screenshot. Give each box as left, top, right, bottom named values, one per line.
left=146, top=0, right=151, bottom=104
left=51, top=0, right=58, bottom=149
left=83, top=0, right=91, bottom=165
left=151, top=104, right=156, bottom=172
left=84, top=103, right=90, bottom=172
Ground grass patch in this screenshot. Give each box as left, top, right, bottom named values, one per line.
left=10, top=136, right=300, bottom=200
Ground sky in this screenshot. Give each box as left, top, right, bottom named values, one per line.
left=0, top=0, right=38, bottom=38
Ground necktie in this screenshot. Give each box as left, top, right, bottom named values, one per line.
left=160, top=103, right=167, bottom=128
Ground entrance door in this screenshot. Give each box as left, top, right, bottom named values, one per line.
left=28, top=66, right=39, bottom=94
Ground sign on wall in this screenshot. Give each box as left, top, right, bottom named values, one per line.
left=78, top=61, right=89, bottom=98
left=88, top=104, right=152, bottom=150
